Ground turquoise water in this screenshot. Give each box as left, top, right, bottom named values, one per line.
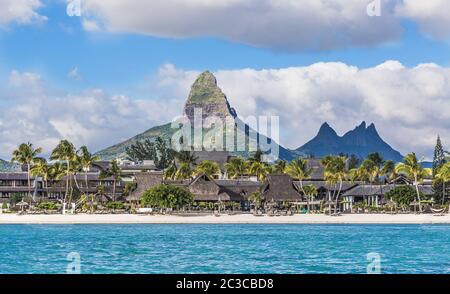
left=0, top=224, right=449, bottom=274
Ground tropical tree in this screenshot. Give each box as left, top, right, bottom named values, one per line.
left=248, top=161, right=269, bottom=181
left=435, top=162, right=450, bottom=205
left=272, top=160, right=287, bottom=174
left=321, top=156, right=347, bottom=214
left=141, top=184, right=193, bottom=211
left=194, top=160, right=221, bottom=178
left=381, top=160, right=396, bottom=182
left=175, top=151, right=198, bottom=167
left=175, top=162, right=193, bottom=180
left=77, top=146, right=100, bottom=194
left=11, top=142, right=43, bottom=201
left=248, top=191, right=262, bottom=213
left=385, top=185, right=419, bottom=211
left=285, top=158, right=312, bottom=195
left=164, top=163, right=178, bottom=180
left=50, top=140, right=76, bottom=203
left=99, top=160, right=123, bottom=201
left=302, top=184, right=318, bottom=213
left=395, top=153, right=432, bottom=213
left=224, top=157, right=248, bottom=179
left=432, top=136, right=446, bottom=176
left=30, top=158, right=51, bottom=198
left=366, top=152, right=384, bottom=182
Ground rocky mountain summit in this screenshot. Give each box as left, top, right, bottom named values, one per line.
left=183, top=71, right=237, bottom=124
left=296, top=121, right=403, bottom=162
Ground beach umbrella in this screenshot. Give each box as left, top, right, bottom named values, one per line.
left=16, top=201, right=29, bottom=212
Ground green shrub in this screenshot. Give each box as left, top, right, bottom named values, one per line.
left=37, top=202, right=58, bottom=210
left=2, top=202, right=8, bottom=210
left=141, top=184, right=193, bottom=209
left=106, top=202, right=125, bottom=210
left=385, top=185, right=422, bottom=206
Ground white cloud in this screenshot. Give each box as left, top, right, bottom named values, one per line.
left=81, top=0, right=403, bottom=51
left=1, top=62, right=449, bottom=160
left=396, top=0, right=450, bottom=40
left=0, top=0, right=47, bottom=27
left=156, top=62, right=450, bottom=158
left=0, top=70, right=182, bottom=159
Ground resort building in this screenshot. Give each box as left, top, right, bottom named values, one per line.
left=0, top=156, right=437, bottom=213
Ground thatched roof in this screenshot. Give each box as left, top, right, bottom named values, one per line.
left=295, top=180, right=358, bottom=192
left=261, top=174, right=302, bottom=201
left=342, top=184, right=434, bottom=197
left=126, top=171, right=164, bottom=201
left=0, top=172, right=30, bottom=180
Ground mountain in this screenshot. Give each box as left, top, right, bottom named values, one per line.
left=296, top=121, right=404, bottom=162
left=96, top=71, right=294, bottom=161
left=0, top=159, right=21, bottom=172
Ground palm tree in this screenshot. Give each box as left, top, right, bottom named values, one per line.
left=11, top=142, right=43, bottom=202
left=77, top=146, right=100, bottom=194
left=395, top=153, right=431, bottom=213
left=248, top=161, right=269, bottom=181
left=302, top=184, right=318, bottom=213
left=248, top=191, right=262, bottom=213
left=224, top=157, right=248, bottom=179
left=321, top=156, right=347, bottom=214
left=175, top=151, right=198, bottom=166
left=99, top=160, right=123, bottom=202
left=361, top=159, right=377, bottom=183
left=367, top=152, right=384, bottom=182
left=48, top=162, right=66, bottom=201
left=164, top=163, right=177, bottom=180
left=50, top=140, right=76, bottom=203
left=381, top=160, right=396, bottom=182
left=272, top=160, right=286, bottom=174
left=30, top=158, right=51, bottom=198
left=285, top=158, right=312, bottom=195
left=435, top=162, right=450, bottom=205
left=194, top=160, right=221, bottom=178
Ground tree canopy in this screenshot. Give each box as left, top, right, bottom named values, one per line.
left=141, top=184, right=193, bottom=209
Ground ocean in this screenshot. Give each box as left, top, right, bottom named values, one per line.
left=1, top=224, right=449, bottom=274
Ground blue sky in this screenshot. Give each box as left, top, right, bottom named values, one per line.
left=0, top=0, right=449, bottom=158
left=1, top=2, right=449, bottom=94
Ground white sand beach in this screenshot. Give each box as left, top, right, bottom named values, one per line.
left=0, top=213, right=450, bottom=224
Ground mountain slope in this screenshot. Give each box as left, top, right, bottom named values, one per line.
left=296, top=121, right=404, bottom=162
left=96, top=71, right=294, bottom=161
left=0, top=159, right=21, bottom=172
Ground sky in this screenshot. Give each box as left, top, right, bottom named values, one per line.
left=0, top=0, right=449, bottom=160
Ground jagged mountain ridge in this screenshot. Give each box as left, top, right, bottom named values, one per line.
left=296, top=121, right=404, bottom=162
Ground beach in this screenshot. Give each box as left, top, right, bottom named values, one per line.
left=1, top=213, right=449, bottom=224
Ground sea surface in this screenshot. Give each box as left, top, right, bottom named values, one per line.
left=1, top=224, right=449, bottom=274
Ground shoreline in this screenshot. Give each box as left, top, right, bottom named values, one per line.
left=1, top=213, right=450, bottom=224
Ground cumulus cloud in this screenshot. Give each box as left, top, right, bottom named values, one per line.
left=1, top=62, right=449, bottom=160
left=0, top=0, right=47, bottom=27
left=157, top=62, right=450, bottom=158
left=0, top=70, right=182, bottom=158
left=81, top=0, right=403, bottom=51
left=396, top=0, right=450, bottom=40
